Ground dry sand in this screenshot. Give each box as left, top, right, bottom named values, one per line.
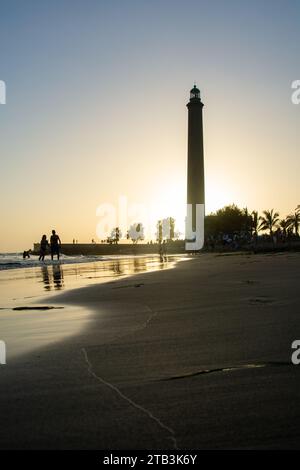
left=0, top=252, right=300, bottom=449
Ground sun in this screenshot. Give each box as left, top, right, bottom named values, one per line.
left=205, top=179, right=237, bottom=215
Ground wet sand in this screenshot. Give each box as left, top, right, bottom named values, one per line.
left=0, top=255, right=180, bottom=359
left=0, top=252, right=300, bottom=449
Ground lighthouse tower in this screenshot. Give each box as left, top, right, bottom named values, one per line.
left=185, top=85, right=205, bottom=251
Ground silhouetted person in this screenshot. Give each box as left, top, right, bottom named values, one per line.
left=39, top=234, right=49, bottom=261
left=158, top=240, right=163, bottom=261
left=163, top=239, right=167, bottom=254
left=50, top=230, right=61, bottom=260
left=23, top=250, right=30, bottom=259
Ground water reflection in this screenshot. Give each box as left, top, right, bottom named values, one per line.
left=41, top=264, right=64, bottom=290
left=41, top=266, right=51, bottom=291
left=0, top=255, right=188, bottom=309
left=52, top=264, right=64, bottom=290
left=112, top=261, right=122, bottom=275
left=37, top=255, right=181, bottom=292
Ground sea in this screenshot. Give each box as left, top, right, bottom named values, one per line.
left=0, top=252, right=111, bottom=271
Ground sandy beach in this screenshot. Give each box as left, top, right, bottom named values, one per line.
left=0, top=252, right=300, bottom=449
left=0, top=256, right=180, bottom=359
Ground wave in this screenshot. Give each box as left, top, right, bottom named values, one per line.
left=0, top=253, right=111, bottom=271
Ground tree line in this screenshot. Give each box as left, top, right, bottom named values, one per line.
left=101, top=204, right=300, bottom=247
left=205, top=204, right=300, bottom=249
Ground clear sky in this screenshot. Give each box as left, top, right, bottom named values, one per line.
left=0, top=0, right=299, bottom=251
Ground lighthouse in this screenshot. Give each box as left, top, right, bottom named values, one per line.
left=185, top=85, right=205, bottom=251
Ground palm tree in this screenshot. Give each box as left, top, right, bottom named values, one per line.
left=279, top=219, right=289, bottom=239
left=259, top=209, right=280, bottom=237
left=286, top=211, right=300, bottom=236
left=251, top=211, right=259, bottom=236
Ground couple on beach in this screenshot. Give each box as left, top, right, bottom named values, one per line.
left=39, top=230, right=61, bottom=261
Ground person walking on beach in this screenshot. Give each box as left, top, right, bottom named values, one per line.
left=50, top=229, right=61, bottom=261
left=23, top=250, right=31, bottom=259
left=39, top=235, right=49, bottom=261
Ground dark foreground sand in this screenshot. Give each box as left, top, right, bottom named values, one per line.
left=0, top=252, right=300, bottom=449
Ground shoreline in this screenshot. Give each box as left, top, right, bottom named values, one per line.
left=0, top=252, right=183, bottom=272
left=0, top=252, right=300, bottom=449
left=0, top=254, right=185, bottom=361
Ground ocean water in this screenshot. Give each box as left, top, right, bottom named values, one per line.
left=0, top=253, right=184, bottom=360
left=0, top=252, right=110, bottom=271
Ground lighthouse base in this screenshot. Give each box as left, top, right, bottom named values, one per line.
left=185, top=203, right=205, bottom=251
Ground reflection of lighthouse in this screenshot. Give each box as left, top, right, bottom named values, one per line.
left=185, top=85, right=205, bottom=251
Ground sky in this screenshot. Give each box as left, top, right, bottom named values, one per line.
left=0, top=0, right=299, bottom=251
